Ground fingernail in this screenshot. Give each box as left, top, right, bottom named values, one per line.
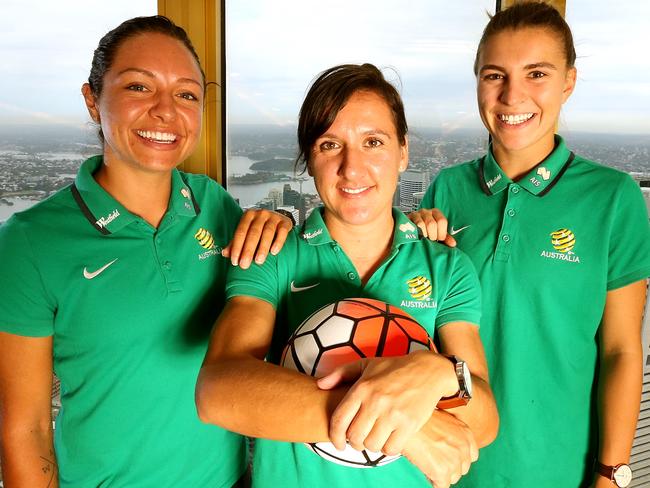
left=255, top=254, right=265, bottom=264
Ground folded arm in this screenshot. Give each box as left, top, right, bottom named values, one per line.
left=437, top=321, right=499, bottom=447
left=400, top=323, right=497, bottom=488
left=195, top=296, right=346, bottom=442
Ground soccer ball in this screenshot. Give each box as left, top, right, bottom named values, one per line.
left=280, top=297, right=434, bottom=468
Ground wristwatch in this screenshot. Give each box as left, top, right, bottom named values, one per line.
left=437, top=355, right=472, bottom=409
left=595, top=461, right=632, bottom=487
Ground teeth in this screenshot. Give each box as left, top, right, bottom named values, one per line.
left=498, top=113, right=534, bottom=125
left=137, top=130, right=177, bottom=143
left=341, top=187, right=368, bottom=194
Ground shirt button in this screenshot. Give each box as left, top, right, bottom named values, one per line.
left=511, top=186, right=520, bottom=194
left=332, top=245, right=340, bottom=253
left=502, top=234, right=510, bottom=242
left=507, top=209, right=516, bottom=217
left=163, top=261, right=172, bottom=270
left=347, top=272, right=356, bottom=280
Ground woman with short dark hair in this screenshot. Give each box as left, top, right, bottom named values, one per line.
left=197, top=63, right=499, bottom=488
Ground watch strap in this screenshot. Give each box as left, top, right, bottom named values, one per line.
left=437, top=355, right=471, bottom=409
left=595, top=461, right=632, bottom=487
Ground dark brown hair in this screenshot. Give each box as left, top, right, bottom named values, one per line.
left=88, top=15, right=204, bottom=98
left=474, top=1, right=576, bottom=74
left=86, top=16, right=204, bottom=143
left=295, top=63, right=408, bottom=173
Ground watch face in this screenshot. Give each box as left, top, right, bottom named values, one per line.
left=614, top=464, right=632, bottom=487
left=462, top=362, right=473, bottom=397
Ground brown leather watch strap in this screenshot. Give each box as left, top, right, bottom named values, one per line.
left=596, top=461, right=615, bottom=481
left=437, top=355, right=471, bottom=409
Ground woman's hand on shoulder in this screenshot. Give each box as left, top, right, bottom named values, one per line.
left=408, top=208, right=456, bottom=247
left=222, top=209, right=293, bottom=269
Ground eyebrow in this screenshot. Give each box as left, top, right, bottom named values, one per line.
left=318, top=129, right=393, bottom=139
left=479, top=62, right=558, bottom=73
left=116, top=67, right=202, bottom=87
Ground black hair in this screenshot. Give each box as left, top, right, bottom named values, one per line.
left=295, top=63, right=407, bottom=173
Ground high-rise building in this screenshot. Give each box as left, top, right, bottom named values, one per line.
left=277, top=205, right=300, bottom=226
left=412, top=191, right=426, bottom=210
left=257, top=198, right=275, bottom=210
left=268, top=188, right=283, bottom=209
left=283, top=184, right=300, bottom=208
left=399, top=170, right=430, bottom=212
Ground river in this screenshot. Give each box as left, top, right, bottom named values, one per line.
left=0, top=157, right=317, bottom=223
left=227, top=156, right=316, bottom=207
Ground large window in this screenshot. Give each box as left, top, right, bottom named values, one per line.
left=564, top=0, right=650, bottom=211
left=0, top=0, right=156, bottom=224
left=225, top=1, right=496, bottom=221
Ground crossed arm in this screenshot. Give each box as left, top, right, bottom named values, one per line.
left=196, top=296, right=498, bottom=487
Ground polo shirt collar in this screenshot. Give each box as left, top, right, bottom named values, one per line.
left=299, top=206, right=420, bottom=249
left=73, top=155, right=199, bottom=235
left=73, top=156, right=136, bottom=234
left=169, top=168, right=201, bottom=218
left=480, top=135, right=574, bottom=197
left=299, top=207, right=332, bottom=245
left=391, top=208, right=420, bottom=248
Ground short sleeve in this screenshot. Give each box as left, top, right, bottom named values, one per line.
left=607, top=175, right=650, bottom=290
left=0, top=217, right=55, bottom=336
left=225, top=235, right=297, bottom=308
left=435, top=249, right=481, bottom=328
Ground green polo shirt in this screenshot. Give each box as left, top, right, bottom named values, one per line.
left=420, top=136, right=650, bottom=487
left=226, top=207, right=481, bottom=488
left=0, top=156, right=246, bottom=487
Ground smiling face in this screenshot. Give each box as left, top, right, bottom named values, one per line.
left=82, top=32, right=204, bottom=175
left=476, top=27, right=576, bottom=166
left=309, top=90, right=408, bottom=229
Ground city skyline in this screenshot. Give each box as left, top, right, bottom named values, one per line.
left=0, top=1, right=648, bottom=135
left=2, top=124, right=649, bottom=224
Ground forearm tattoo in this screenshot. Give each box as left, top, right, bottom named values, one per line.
left=39, top=449, right=57, bottom=487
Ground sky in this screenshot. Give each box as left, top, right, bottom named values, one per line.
left=0, top=0, right=648, bottom=135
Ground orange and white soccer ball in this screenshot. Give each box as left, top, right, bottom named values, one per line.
left=281, top=297, right=434, bottom=468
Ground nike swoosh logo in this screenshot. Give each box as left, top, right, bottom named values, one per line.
left=83, top=258, right=118, bottom=280
left=449, top=225, right=470, bottom=236
left=290, top=281, right=319, bottom=293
